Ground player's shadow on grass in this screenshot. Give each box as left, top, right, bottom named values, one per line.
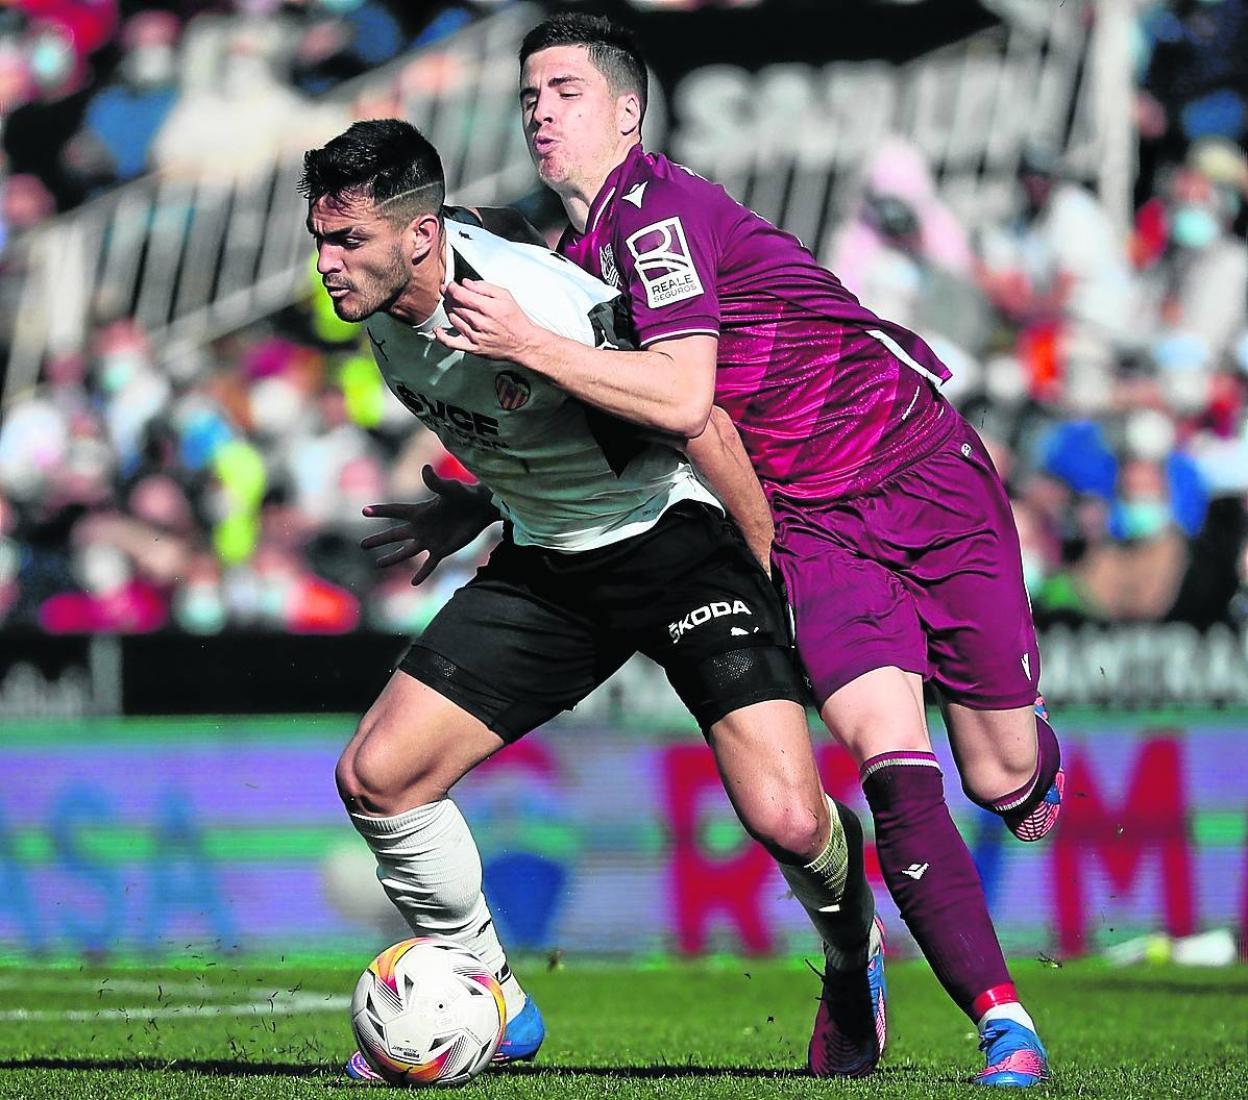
left=2, top=1058, right=929, bottom=1084
left=0, top=1058, right=330, bottom=1078
left=498, top=1064, right=858, bottom=1079
left=495, top=1062, right=933, bottom=1081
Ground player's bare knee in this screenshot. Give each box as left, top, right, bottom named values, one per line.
left=740, top=796, right=825, bottom=863
left=960, top=756, right=1035, bottom=805
left=338, top=748, right=395, bottom=815
left=344, top=746, right=400, bottom=815
left=340, top=722, right=438, bottom=816
left=334, top=745, right=361, bottom=807
left=335, top=712, right=382, bottom=810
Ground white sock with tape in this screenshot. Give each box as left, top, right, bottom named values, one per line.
left=351, top=799, right=526, bottom=1019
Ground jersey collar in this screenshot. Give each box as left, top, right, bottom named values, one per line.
left=414, top=225, right=481, bottom=335
left=583, top=143, right=646, bottom=236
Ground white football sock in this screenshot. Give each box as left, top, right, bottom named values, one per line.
left=350, top=799, right=526, bottom=1019
left=979, top=1002, right=1037, bottom=1033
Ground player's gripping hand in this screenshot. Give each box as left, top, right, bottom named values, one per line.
left=360, top=465, right=499, bottom=585
left=436, top=279, right=541, bottom=362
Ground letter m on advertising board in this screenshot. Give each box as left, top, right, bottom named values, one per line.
left=1053, top=736, right=1195, bottom=955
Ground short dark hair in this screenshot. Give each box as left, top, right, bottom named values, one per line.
left=299, top=119, right=445, bottom=222
left=520, top=14, right=647, bottom=120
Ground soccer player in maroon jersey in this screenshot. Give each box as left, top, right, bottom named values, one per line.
left=434, top=13, right=1057, bottom=1088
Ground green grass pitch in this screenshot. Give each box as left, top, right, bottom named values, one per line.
left=0, top=958, right=1244, bottom=1098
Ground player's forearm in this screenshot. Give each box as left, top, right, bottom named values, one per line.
left=683, top=406, right=774, bottom=574
left=516, top=328, right=711, bottom=437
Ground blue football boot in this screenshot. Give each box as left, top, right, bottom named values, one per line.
left=972, top=1019, right=1050, bottom=1087
left=491, top=995, right=545, bottom=1063
left=345, top=995, right=545, bottom=1081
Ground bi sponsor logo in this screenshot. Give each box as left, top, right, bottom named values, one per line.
left=626, top=217, right=705, bottom=309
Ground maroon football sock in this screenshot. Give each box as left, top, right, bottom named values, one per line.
left=974, top=714, right=1062, bottom=822
left=861, top=751, right=1016, bottom=1019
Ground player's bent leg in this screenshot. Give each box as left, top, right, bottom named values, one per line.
left=706, top=699, right=827, bottom=862
left=822, top=667, right=1047, bottom=1076
left=707, top=698, right=884, bottom=1077
left=337, top=670, right=504, bottom=815
left=338, top=671, right=542, bottom=1075
left=707, top=700, right=876, bottom=956
left=943, top=699, right=1064, bottom=843
left=818, top=665, right=931, bottom=764
left=645, top=508, right=886, bottom=1077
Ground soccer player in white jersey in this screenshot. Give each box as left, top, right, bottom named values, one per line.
left=300, top=120, right=885, bottom=1081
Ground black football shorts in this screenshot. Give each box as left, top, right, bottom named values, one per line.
left=399, top=502, right=807, bottom=739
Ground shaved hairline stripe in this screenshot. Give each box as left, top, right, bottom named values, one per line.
left=313, top=182, right=442, bottom=210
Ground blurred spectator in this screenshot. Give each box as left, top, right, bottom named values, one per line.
left=0, top=36, right=31, bottom=118
left=73, top=474, right=198, bottom=591
left=977, top=144, right=1137, bottom=412
left=1010, top=409, right=1233, bottom=624
left=0, top=385, right=72, bottom=505
left=292, top=0, right=408, bottom=95
left=1138, top=160, right=1248, bottom=363
left=828, top=136, right=974, bottom=291
left=1138, top=0, right=1248, bottom=152
left=93, top=320, right=172, bottom=478
left=20, top=1, right=118, bottom=63
left=71, top=12, right=181, bottom=187
left=1, top=173, right=55, bottom=256
left=832, top=190, right=993, bottom=359
left=2, top=18, right=94, bottom=210
left=247, top=539, right=360, bottom=633
left=172, top=550, right=227, bottom=633
left=151, top=23, right=347, bottom=183
left=39, top=540, right=169, bottom=633
left=827, top=138, right=992, bottom=365
left=1071, top=455, right=1190, bottom=621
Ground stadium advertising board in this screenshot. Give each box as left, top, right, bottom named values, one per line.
left=0, top=714, right=1242, bottom=961
left=2, top=625, right=1248, bottom=719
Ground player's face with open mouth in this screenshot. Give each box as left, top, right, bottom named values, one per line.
left=520, top=45, right=626, bottom=198
left=308, top=194, right=409, bottom=322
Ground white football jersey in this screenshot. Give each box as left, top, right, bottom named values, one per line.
left=366, top=217, right=718, bottom=552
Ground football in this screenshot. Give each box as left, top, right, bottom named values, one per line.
left=350, top=937, right=507, bottom=1087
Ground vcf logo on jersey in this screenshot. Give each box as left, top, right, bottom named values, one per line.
left=495, top=371, right=531, bottom=410
left=626, top=217, right=704, bottom=309
left=669, top=599, right=754, bottom=643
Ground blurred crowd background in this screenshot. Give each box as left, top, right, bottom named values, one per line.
left=0, top=0, right=1246, bottom=638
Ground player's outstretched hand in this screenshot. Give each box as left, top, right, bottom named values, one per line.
left=436, top=279, right=540, bottom=362
left=360, top=465, right=498, bottom=585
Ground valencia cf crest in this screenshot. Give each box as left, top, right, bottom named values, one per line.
left=495, top=371, right=531, bottom=410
